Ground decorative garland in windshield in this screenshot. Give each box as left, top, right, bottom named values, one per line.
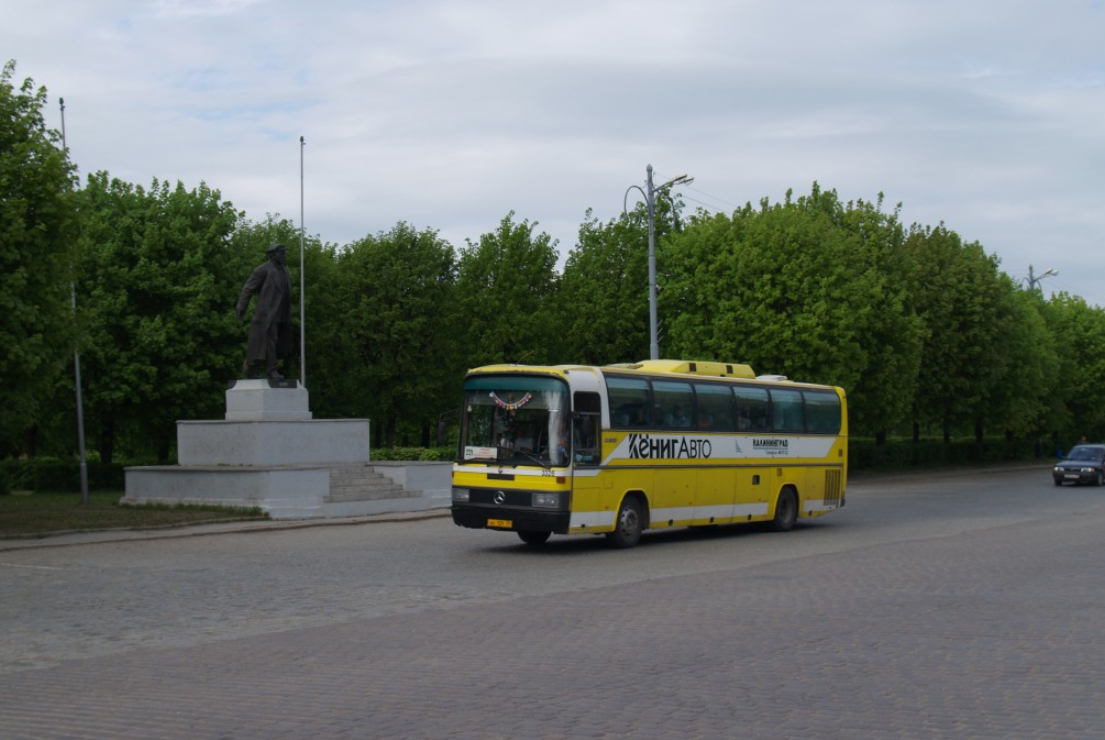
left=489, top=391, right=532, bottom=411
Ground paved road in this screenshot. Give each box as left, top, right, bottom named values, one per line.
left=2, top=465, right=1104, bottom=738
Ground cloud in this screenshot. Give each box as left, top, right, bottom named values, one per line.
left=3, top=0, right=1103, bottom=303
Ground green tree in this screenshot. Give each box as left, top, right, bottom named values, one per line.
left=1040, top=293, right=1105, bottom=445
left=662, top=185, right=923, bottom=438
left=904, top=225, right=1011, bottom=442
left=76, top=173, right=244, bottom=462
left=831, top=193, right=922, bottom=439
left=316, top=223, right=458, bottom=447
left=556, top=207, right=651, bottom=365
left=0, top=61, right=79, bottom=451
left=975, top=281, right=1057, bottom=441
left=455, top=213, right=559, bottom=368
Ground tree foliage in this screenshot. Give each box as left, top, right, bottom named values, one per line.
left=662, top=185, right=923, bottom=436
left=904, top=226, right=1018, bottom=441
left=6, top=58, right=1105, bottom=462
left=556, top=207, right=651, bottom=365
left=0, top=61, right=78, bottom=449
left=455, top=213, right=559, bottom=367
left=1040, top=293, right=1105, bottom=440
left=976, top=281, right=1057, bottom=439
left=313, top=223, right=458, bottom=446
left=75, top=173, right=244, bottom=462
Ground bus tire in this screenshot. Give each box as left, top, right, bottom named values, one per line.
left=606, top=496, right=644, bottom=549
left=770, top=487, right=798, bottom=532
left=517, top=529, right=551, bottom=546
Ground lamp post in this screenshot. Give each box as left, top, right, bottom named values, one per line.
left=625, top=165, right=693, bottom=360
left=60, top=98, right=89, bottom=505
left=299, top=135, right=306, bottom=387
left=1025, top=265, right=1058, bottom=291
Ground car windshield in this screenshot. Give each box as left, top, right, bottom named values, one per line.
left=1066, top=446, right=1103, bottom=462
left=458, top=375, right=569, bottom=467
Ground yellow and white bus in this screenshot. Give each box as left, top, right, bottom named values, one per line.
left=450, top=360, right=847, bottom=548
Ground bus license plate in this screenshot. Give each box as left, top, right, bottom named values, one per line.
left=487, top=518, right=512, bottom=529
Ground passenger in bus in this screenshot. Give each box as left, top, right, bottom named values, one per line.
left=672, top=405, right=692, bottom=429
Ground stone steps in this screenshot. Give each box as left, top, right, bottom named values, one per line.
left=326, top=465, right=414, bottom=503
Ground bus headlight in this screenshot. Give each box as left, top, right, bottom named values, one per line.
left=532, top=492, right=560, bottom=509
left=452, top=487, right=470, bottom=502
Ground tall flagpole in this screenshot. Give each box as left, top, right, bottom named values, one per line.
left=60, top=98, right=89, bottom=505
left=299, top=135, right=306, bottom=387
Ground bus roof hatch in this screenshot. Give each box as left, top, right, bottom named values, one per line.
left=608, top=360, right=756, bottom=379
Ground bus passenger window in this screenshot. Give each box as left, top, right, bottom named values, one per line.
left=606, top=376, right=651, bottom=429
left=769, top=388, right=804, bottom=433
left=653, top=380, right=694, bottom=430
left=804, top=390, right=841, bottom=434
left=695, top=383, right=734, bottom=431
left=733, top=385, right=770, bottom=431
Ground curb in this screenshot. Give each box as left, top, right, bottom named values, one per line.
left=0, top=507, right=453, bottom=553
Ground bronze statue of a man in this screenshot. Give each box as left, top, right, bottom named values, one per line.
left=237, top=243, right=293, bottom=379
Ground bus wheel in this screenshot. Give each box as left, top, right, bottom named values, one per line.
left=770, top=488, right=798, bottom=532
left=606, top=496, right=643, bottom=549
left=517, top=530, right=551, bottom=546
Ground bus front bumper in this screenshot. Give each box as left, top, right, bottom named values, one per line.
left=451, top=504, right=571, bottom=534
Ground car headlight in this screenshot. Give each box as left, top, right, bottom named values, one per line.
left=452, top=487, right=469, bottom=502
left=532, top=492, right=560, bottom=509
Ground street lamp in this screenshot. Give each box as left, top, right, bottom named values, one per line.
left=624, top=164, right=694, bottom=360
left=60, top=97, right=89, bottom=506
left=1025, top=265, right=1059, bottom=291
left=299, top=135, right=306, bottom=387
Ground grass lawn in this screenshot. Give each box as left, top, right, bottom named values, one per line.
left=0, top=490, right=269, bottom=538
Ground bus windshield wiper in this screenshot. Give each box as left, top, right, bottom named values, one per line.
left=515, top=448, right=551, bottom=469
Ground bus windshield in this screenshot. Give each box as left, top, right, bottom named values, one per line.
left=459, top=375, right=569, bottom=467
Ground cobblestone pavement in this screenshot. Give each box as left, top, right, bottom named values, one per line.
left=2, top=468, right=1105, bottom=738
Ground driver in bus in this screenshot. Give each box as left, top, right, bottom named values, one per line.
left=555, top=427, right=570, bottom=466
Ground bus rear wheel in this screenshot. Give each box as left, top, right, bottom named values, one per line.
left=517, top=529, right=551, bottom=546
left=770, top=488, right=798, bottom=532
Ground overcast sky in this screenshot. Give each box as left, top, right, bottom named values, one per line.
left=5, top=0, right=1103, bottom=304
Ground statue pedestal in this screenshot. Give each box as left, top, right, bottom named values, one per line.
left=225, top=379, right=312, bottom=421
left=123, top=380, right=450, bottom=519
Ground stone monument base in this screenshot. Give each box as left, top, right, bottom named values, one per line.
left=123, top=462, right=449, bottom=520
left=122, top=379, right=451, bottom=519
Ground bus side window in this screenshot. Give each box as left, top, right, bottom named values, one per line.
left=733, top=385, right=770, bottom=431
left=694, top=383, right=734, bottom=431
left=769, top=388, right=804, bottom=433
left=653, top=380, right=694, bottom=430
left=606, top=376, right=651, bottom=429
left=804, top=390, right=841, bottom=434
